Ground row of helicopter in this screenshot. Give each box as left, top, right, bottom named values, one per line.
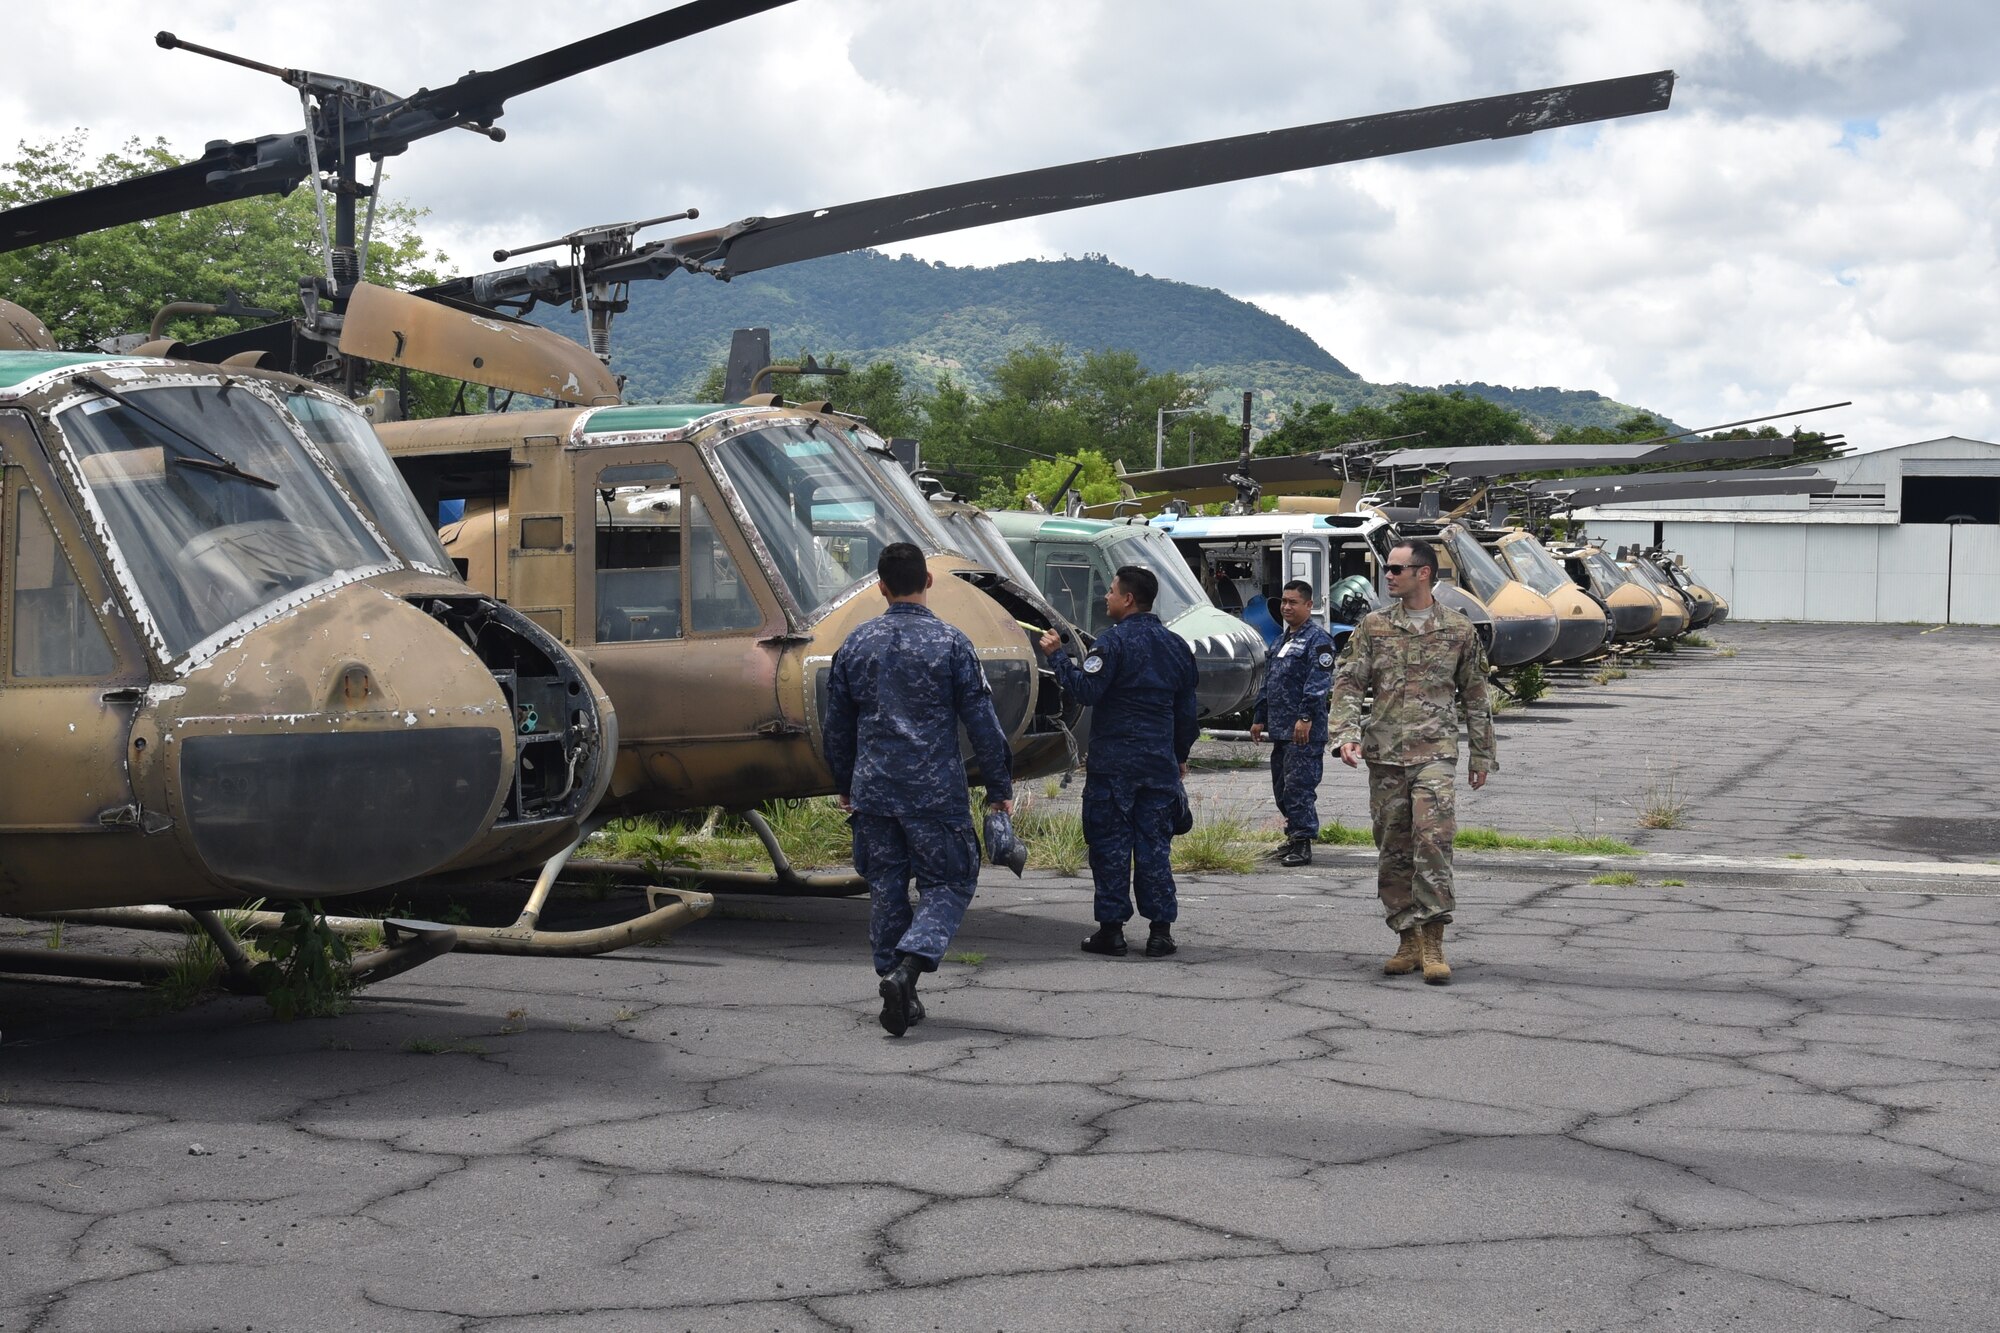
left=0, top=0, right=1691, bottom=991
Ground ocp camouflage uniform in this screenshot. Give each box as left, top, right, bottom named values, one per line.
left=1046, top=612, right=1199, bottom=925
left=1327, top=600, right=1496, bottom=932
left=1254, top=619, right=1337, bottom=840
left=824, top=602, right=1013, bottom=974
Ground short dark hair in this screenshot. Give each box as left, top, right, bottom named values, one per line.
left=1113, top=564, right=1158, bottom=611
left=877, top=542, right=928, bottom=596
left=1281, top=579, right=1313, bottom=602
left=1391, top=539, right=1439, bottom=586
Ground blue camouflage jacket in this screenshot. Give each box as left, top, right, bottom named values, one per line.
left=1048, top=611, right=1199, bottom=789
left=1254, top=620, right=1337, bottom=740
left=824, top=602, right=1014, bottom=817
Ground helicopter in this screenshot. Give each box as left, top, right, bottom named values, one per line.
left=0, top=305, right=642, bottom=990
left=1, top=7, right=1679, bottom=938
left=0, top=1, right=837, bottom=986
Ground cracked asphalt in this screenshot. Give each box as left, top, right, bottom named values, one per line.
left=4, top=624, right=1999, bottom=1330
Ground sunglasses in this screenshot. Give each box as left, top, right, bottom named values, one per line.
left=1384, top=563, right=1409, bottom=574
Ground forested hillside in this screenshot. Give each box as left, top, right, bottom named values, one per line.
left=543, top=251, right=1669, bottom=435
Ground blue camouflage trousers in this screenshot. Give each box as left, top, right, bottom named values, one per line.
left=1269, top=738, right=1324, bottom=839
left=1083, top=782, right=1178, bottom=925
left=850, top=813, right=981, bottom=975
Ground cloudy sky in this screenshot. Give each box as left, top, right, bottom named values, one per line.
left=5, top=1, right=1995, bottom=447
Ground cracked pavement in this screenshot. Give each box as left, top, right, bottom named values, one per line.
left=4, top=623, right=2000, bottom=1330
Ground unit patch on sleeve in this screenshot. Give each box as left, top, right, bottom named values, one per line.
left=1316, top=648, right=1335, bottom=669
left=1082, top=655, right=1104, bottom=674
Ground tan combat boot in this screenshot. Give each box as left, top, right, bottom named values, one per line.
left=1419, top=919, right=1452, bottom=985
left=1382, top=928, right=1422, bottom=976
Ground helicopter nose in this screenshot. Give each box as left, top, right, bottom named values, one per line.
left=1186, top=625, right=1268, bottom=719
left=1486, top=611, right=1560, bottom=668
left=154, top=588, right=516, bottom=896
left=1543, top=612, right=1612, bottom=664
left=1610, top=597, right=1656, bottom=637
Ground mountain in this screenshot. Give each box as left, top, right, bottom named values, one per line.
left=544, top=250, right=1668, bottom=434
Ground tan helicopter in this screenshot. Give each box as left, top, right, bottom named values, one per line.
left=0, top=301, right=696, bottom=992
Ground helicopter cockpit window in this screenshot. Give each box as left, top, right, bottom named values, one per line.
left=1583, top=550, right=1631, bottom=590
left=712, top=424, right=934, bottom=619
left=286, top=392, right=455, bottom=573
left=1045, top=559, right=1108, bottom=635
left=1500, top=536, right=1573, bottom=598
left=1104, top=530, right=1207, bottom=622
left=853, top=439, right=956, bottom=552
left=593, top=464, right=683, bottom=642
left=940, top=508, right=1038, bottom=586
left=57, top=384, right=387, bottom=662
left=1441, top=528, right=1513, bottom=604
left=11, top=488, right=115, bottom=678
left=687, top=492, right=760, bottom=632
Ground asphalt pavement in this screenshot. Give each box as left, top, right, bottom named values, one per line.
left=3, top=623, right=1998, bottom=1331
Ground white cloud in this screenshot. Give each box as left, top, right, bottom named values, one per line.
left=3, top=0, right=1998, bottom=446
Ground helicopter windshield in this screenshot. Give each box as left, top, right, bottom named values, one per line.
left=1441, top=527, right=1513, bottom=604
left=1500, top=536, right=1574, bottom=597
left=57, top=383, right=389, bottom=663
left=938, top=506, right=1039, bottom=586
left=711, top=423, right=938, bottom=619
left=1583, top=550, right=1632, bottom=590
left=1103, top=528, right=1207, bottom=621
left=286, top=392, right=454, bottom=573
left=849, top=437, right=958, bottom=552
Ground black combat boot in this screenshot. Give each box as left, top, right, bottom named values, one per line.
left=878, top=953, right=924, bottom=1036
left=1081, top=922, right=1128, bottom=956
left=1280, top=836, right=1313, bottom=868
left=1145, top=921, right=1178, bottom=958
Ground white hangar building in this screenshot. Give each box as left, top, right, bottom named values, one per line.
left=1574, top=436, right=2000, bottom=625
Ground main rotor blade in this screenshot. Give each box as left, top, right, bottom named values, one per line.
left=410, top=0, right=796, bottom=123
left=602, top=69, right=1674, bottom=281
left=0, top=0, right=796, bottom=254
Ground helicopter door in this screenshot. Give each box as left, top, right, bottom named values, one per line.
left=1280, top=533, right=1332, bottom=627
left=577, top=450, right=785, bottom=804
left=1038, top=546, right=1109, bottom=635
left=0, top=417, right=148, bottom=871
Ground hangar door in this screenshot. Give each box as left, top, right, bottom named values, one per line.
left=1901, top=464, right=2000, bottom=624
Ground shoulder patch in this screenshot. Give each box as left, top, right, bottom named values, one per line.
left=1316, top=648, right=1335, bottom=669
left=1082, top=654, right=1105, bottom=674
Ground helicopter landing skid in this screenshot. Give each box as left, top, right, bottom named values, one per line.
left=567, top=808, right=869, bottom=898
left=443, top=814, right=716, bottom=957
left=8, top=908, right=457, bottom=992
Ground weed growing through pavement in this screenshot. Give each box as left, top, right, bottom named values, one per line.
left=945, top=951, right=987, bottom=966
left=401, top=1037, right=488, bottom=1056
left=1637, top=767, right=1689, bottom=830
left=1661, top=877, right=1687, bottom=887
left=1508, top=663, right=1549, bottom=703
left=155, top=903, right=265, bottom=1011
left=1590, top=872, right=1639, bottom=886
left=1317, top=821, right=1376, bottom=847
left=1172, top=819, right=1255, bottom=874
left=42, top=922, right=63, bottom=950
left=1717, top=646, right=1739, bottom=658
left=1785, top=852, right=1808, bottom=860
left=1015, top=806, right=1089, bottom=875
left=1592, top=664, right=1628, bottom=685
left=1679, top=632, right=1714, bottom=648
left=1455, top=828, right=1640, bottom=856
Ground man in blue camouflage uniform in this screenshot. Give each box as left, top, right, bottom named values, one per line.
left=1037, top=565, right=1199, bottom=959
left=1329, top=539, right=1496, bottom=985
left=825, top=543, right=1014, bottom=1036
left=1250, top=579, right=1337, bottom=867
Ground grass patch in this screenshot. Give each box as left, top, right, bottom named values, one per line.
left=1591, top=664, right=1628, bottom=684
left=944, top=951, right=987, bottom=966
left=585, top=798, right=856, bottom=872
left=1185, top=754, right=1266, bottom=772
left=154, top=904, right=265, bottom=1011
left=1172, top=819, right=1255, bottom=874
left=43, top=921, right=63, bottom=950
left=401, top=1037, right=488, bottom=1056
left=1661, top=877, right=1687, bottom=887
left=1508, top=663, right=1549, bottom=704
left=1784, top=852, right=1808, bottom=861
left=1589, top=871, right=1639, bottom=886
left=1317, top=821, right=1376, bottom=847
left=1679, top=631, right=1714, bottom=648
left=1637, top=770, right=1689, bottom=830
left=1717, top=646, right=1739, bottom=658
left=1455, top=827, right=1640, bottom=856
left=1015, top=806, right=1088, bottom=876
left=1490, top=690, right=1519, bottom=713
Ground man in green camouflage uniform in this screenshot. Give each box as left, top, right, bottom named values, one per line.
left=1328, top=539, right=1496, bottom=984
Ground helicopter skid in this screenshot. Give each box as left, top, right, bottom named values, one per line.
left=447, top=888, right=714, bottom=956
left=9, top=910, right=458, bottom=992
left=565, top=860, right=869, bottom=898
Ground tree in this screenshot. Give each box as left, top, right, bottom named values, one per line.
left=0, top=133, right=447, bottom=350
